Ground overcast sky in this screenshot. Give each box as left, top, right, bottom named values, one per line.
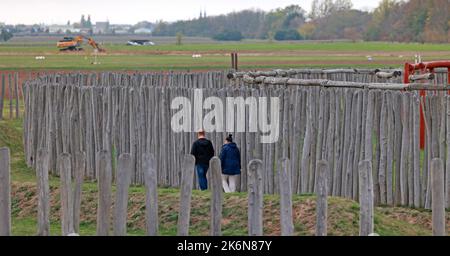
left=1, top=0, right=383, bottom=25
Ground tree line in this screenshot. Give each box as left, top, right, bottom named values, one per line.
left=152, top=0, right=450, bottom=43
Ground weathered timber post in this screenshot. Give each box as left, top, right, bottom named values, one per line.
left=316, top=160, right=328, bottom=236
left=14, top=73, right=19, bottom=119
left=248, top=159, right=263, bottom=236
left=143, top=153, right=158, bottom=236
left=400, top=94, right=410, bottom=206
left=177, top=155, right=195, bottom=236
left=0, top=74, right=5, bottom=120
left=58, top=153, right=74, bottom=236
left=97, top=150, right=112, bottom=236
left=446, top=97, right=450, bottom=209
left=36, top=149, right=50, bottom=236
left=8, top=74, right=12, bottom=119
left=210, top=157, right=223, bottom=236
left=359, top=160, right=374, bottom=236
left=0, top=148, right=11, bottom=236
left=231, top=53, right=235, bottom=70
left=114, top=153, right=132, bottom=236
left=412, top=95, right=421, bottom=208
left=279, top=158, right=294, bottom=236
left=431, top=158, right=446, bottom=236
left=73, top=152, right=85, bottom=233
left=231, top=53, right=238, bottom=70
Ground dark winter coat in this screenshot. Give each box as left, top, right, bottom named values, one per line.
left=190, top=138, right=215, bottom=166
left=219, top=142, right=241, bottom=175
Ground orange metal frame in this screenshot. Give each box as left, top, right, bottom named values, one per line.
left=404, top=61, right=450, bottom=149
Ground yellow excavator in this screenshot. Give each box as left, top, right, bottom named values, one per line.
left=57, top=35, right=105, bottom=52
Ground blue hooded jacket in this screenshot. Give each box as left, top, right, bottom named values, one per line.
left=219, top=142, right=241, bottom=175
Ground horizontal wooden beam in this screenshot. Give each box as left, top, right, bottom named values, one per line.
left=228, top=68, right=449, bottom=79
left=241, top=75, right=449, bottom=91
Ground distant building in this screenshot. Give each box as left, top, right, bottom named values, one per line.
left=48, top=25, right=79, bottom=34
left=79, top=28, right=92, bottom=35
left=134, top=27, right=152, bottom=34
left=94, top=21, right=110, bottom=34
left=113, top=29, right=129, bottom=35
left=109, top=24, right=131, bottom=34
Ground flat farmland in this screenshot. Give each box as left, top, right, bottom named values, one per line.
left=0, top=36, right=449, bottom=71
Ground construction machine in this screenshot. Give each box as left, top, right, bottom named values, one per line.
left=57, top=35, right=105, bottom=52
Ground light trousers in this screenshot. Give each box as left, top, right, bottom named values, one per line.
left=222, top=174, right=239, bottom=193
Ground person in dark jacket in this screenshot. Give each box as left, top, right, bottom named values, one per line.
left=219, top=134, right=241, bottom=193
left=190, top=129, right=215, bottom=190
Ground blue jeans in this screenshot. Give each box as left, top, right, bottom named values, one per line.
left=195, top=164, right=209, bottom=190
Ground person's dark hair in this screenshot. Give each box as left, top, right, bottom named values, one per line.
left=226, top=134, right=233, bottom=142
left=197, top=129, right=205, bottom=137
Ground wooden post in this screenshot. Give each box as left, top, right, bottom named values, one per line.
left=365, top=91, right=377, bottom=204
left=36, top=149, right=50, bottom=236
left=412, top=95, right=421, bottom=208
left=400, top=94, right=410, bottom=206
left=316, top=160, right=328, bottom=236
left=378, top=93, right=387, bottom=205
left=114, top=153, right=132, bottom=236
left=58, top=153, right=74, bottom=236
left=97, top=150, right=112, bottom=236
left=143, top=153, right=158, bottom=236
left=314, top=90, right=325, bottom=194
left=386, top=92, right=394, bottom=206
left=301, top=91, right=312, bottom=194
left=8, top=74, right=12, bottom=119
left=358, top=160, right=374, bottom=236
left=446, top=97, right=450, bottom=209
left=14, top=73, right=19, bottom=119
left=431, top=158, right=446, bottom=236
left=73, top=152, right=85, bottom=234
left=231, top=53, right=238, bottom=70
left=393, top=92, right=402, bottom=206
left=332, top=89, right=342, bottom=197
left=278, top=158, right=294, bottom=236
left=352, top=90, right=363, bottom=200
left=177, top=155, right=195, bottom=236
left=231, top=53, right=235, bottom=70
left=0, top=148, right=11, bottom=236
left=423, top=96, right=432, bottom=209
left=210, top=157, right=223, bottom=236
left=341, top=90, right=353, bottom=197
left=248, top=159, right=263, bottom=236
left=372, top=92, right=381, bottom=205
left=0, top=74, right=4, bottom=120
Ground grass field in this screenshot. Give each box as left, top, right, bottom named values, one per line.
left=1, top=39, right=449, bottom=71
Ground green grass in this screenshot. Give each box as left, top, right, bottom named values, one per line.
left=2, top=41, right=450, bottom=53
left=1, top=54, right=436, bottom=71
left=1, top=41, right=450, bottom=71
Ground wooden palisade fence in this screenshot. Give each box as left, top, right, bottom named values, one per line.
left=1, top=69, right=449, bottom=236
left=22, top=70, right=450, bottom=209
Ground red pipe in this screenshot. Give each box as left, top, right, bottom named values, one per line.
left=404, top=61, right=450, bottom=149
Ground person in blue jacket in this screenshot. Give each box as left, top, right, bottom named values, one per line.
left=219, top=134, right=241, bottom=193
